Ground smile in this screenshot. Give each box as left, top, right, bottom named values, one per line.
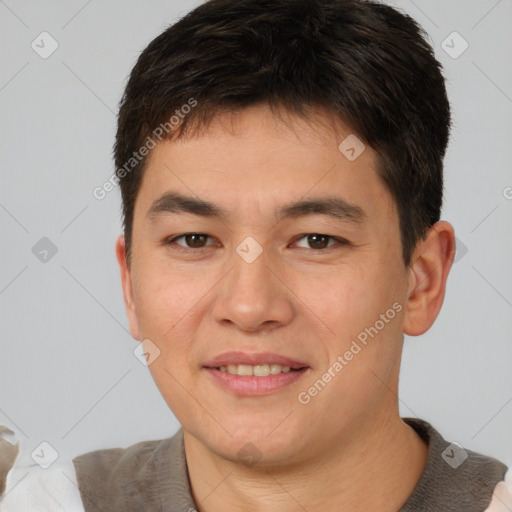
left=203, top=351, right=310, bottom=395
left=217, top=364, right=297, bottom=376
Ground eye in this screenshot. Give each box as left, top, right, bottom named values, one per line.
left=166, top=233, right=216, bottom=249
left=293, top=234, right=349, bottom=250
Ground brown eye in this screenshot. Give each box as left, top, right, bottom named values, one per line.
left=168, top=233, right=214, bottom=249
left=294, top=234, right=335, bottom=249
left=306, top=234, right=330, bottom=249
left=292, top=234, right=350, bottom=250
left=184, top=234, right=208, bottom=248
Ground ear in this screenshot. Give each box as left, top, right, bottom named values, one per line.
left=115, top=235, right=141, bottom=341
left=403, top=221, right=456, bottom=336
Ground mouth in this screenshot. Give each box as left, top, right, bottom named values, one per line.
left=203, top=352, right=310, bottom=396
left=213, top=363, right=304, bottom=376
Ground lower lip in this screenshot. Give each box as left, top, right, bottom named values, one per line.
left=204, top=368, right=308, bottom=396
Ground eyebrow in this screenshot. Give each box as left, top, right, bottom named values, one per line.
left=147, top=192, right=228, bottom=221
left=278, top=197, right=365, bottom=223
left=147, top=192, right=366, bottom=224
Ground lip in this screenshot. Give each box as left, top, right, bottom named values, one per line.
left=203, top=351, right=310, bottom=396
left=204, top=367, right=309, bottom=396
left=203, top=351, right=309, bottom=370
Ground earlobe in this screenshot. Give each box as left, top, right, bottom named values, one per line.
left=403, top=221, right=456, bottom=336
left=115, top=235, right=141, bottom=340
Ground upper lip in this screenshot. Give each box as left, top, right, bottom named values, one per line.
left=203, top=351, right=309, bottom=370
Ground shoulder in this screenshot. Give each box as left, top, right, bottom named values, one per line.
left=72, top=433, right=182, bottom=511
left=0, top=426, right=187, bottom=512
left=402, top=418, right=512, bottom=512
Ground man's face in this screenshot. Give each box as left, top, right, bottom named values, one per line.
left=121, top=104, right=411, bottom=465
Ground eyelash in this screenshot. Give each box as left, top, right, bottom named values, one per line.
left=164, top=233, right=351, bottom=251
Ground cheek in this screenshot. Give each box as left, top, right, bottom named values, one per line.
left=130, top=256, right=215, bottom=378
left=130, top=251, right=205, bottom=338
left=295, top=256, right=406, bottom=367
left=146, top=355, right=204, bottom=433
left=290, top=264, right=384, bottom=340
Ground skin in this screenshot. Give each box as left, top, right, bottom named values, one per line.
left=116, top=104, right=455, bottom=511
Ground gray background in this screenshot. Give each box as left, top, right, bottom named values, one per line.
left=1, top=0, right=511, bottom=468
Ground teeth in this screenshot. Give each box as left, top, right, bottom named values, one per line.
left=237, top=364, right=253, bottom=376
left=253, top=364, right=270, bottom=377
left=270, top=364, right=282, bottom=375
left=218, top=364, right=294, bottom=376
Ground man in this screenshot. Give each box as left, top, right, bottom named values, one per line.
left=1, top=0, right=510, bottom=510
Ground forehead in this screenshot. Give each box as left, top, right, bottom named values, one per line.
left=136, top=104, right=396, bottom=223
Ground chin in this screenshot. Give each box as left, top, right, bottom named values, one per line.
left=187, top=413, right=311, bottom=467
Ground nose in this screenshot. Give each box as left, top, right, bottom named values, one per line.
left=211, top=245, right=295, bottom=333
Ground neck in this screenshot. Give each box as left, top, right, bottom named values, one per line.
left=184, top=411, right=428, bottom=512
